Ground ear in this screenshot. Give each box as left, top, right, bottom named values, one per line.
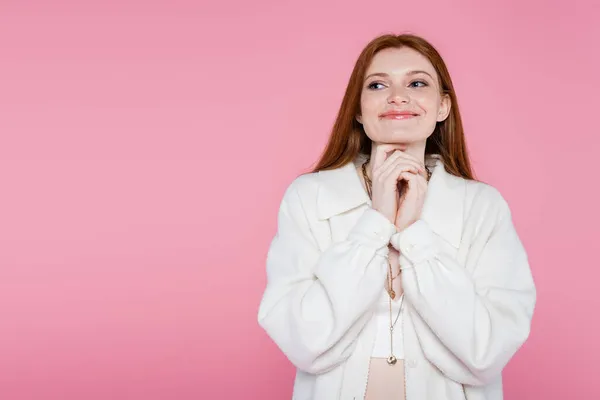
left=356, top=114, right=362, bottom=124
left=436, top=94, right=451, bottom=122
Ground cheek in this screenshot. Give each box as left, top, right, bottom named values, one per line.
left=360, top=93, right=372, bottom=108
left=414, top=92, right=441, bottom=112
left=361, top=94, right=384, bottom=116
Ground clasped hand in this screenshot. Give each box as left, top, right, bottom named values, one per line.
left=369, top=144, right=429, bottom=232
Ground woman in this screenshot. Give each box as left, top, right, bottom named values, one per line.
left=257, top=33, right=536, bottom=400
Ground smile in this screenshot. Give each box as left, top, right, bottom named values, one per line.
left=381, top=114, right=418, bottom=120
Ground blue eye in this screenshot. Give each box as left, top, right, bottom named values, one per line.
left=367, top=80, right=428, bottom=90
left=410, top=80, right=428, bottom=88
left=367, top=82, right=385, bottom=90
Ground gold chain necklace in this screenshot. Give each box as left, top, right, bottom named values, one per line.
left=361, top=157, right=430, bottom=365
left=388, top=294, right=404, bottom=365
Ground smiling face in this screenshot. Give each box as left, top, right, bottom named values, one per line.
left=357, top=47, right=451, bottom=147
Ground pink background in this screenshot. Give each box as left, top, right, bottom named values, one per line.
left=0, top=1, right=598, bottom=399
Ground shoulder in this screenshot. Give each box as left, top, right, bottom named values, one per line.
left=275, top=171, right=322, bottom=224
left=432, top=155, right=512, bottom=221
left=429, top=155, right=510, bottom=220
left=280, top=171, right=321, bottom=205
left=463, top=178, right=513, bottom=224
left=456, top=178, right=526, bottom=254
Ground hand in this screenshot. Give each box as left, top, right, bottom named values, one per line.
left=369, top=145, right=426, bottom=225
left=394, top=156, right=429, bottom=231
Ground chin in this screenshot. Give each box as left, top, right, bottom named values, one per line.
left=374, top=132, right=430, bottom=145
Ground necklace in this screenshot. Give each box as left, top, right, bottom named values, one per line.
left=361, top=156, right=430, bottom=365
left=387, top=294, right=404, bottom=365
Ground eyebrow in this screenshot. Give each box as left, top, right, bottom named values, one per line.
left=364, top=70, right=435, bottom=81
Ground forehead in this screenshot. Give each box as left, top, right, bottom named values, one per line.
left=366, top=47, right=437, bottom=77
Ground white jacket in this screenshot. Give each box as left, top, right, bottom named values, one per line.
left=257, top=154, right=536, bottom=400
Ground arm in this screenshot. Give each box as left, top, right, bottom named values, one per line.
left=257, top=180, right=395, bottom=374
left=391, top=190, right=536, bottom=386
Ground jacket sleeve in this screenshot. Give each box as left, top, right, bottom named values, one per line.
left=257, top=180, right=395, bottom=374
left=390, top=190, right=536, bottom=386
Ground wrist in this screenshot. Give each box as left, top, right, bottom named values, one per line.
left=395, top=217, right=416, bottom=232
left=390, top=220, right=439, bottom=263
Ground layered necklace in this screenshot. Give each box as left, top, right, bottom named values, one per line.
left=360, top=157, right=431, bottom=366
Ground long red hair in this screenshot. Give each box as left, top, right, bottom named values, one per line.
left=311, top=33, right=475, bottom=180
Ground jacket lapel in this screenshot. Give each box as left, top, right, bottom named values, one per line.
left=315, top=157, right=370, bottom=221
left=421, top=156, right=465, bottom=249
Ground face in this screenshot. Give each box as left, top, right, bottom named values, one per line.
left=357, top=47, right=451, bottom=146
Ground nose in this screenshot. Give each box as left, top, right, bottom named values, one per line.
left=387, top=86, right=410, bottom=104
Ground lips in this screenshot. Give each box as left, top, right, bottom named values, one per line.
left=380, top=110, right=420, bottom=119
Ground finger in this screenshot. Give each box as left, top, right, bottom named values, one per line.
left=418, top=174, right=429, bottom=199
left=378, top=154, right=423, bottom=178
left=372, top=144, right=407, bottom=171
left=374, top=150, right=406, bottom=175
left=398, top=171, right=416, bottom=185
left=396, top=171, right=416, bottom=200
left=396, top=151, right=427, bottom=170
left=373, top=149, right=423, bottom=176
left=382, top=163, right=419, bottom=183
left=381, top=163, right=420, bottom=184
left=401, top=171, right=428, bottom=194
left=372, top=145, right=394, bottom=171
left=392, top=154, right=425, bottom=174
left=413, top=173, right=425, bottom=200
left=403, top=172, right=427, bottom=200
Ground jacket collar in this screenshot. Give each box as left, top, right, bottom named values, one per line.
left=315, top=153, right=465, bottom=248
